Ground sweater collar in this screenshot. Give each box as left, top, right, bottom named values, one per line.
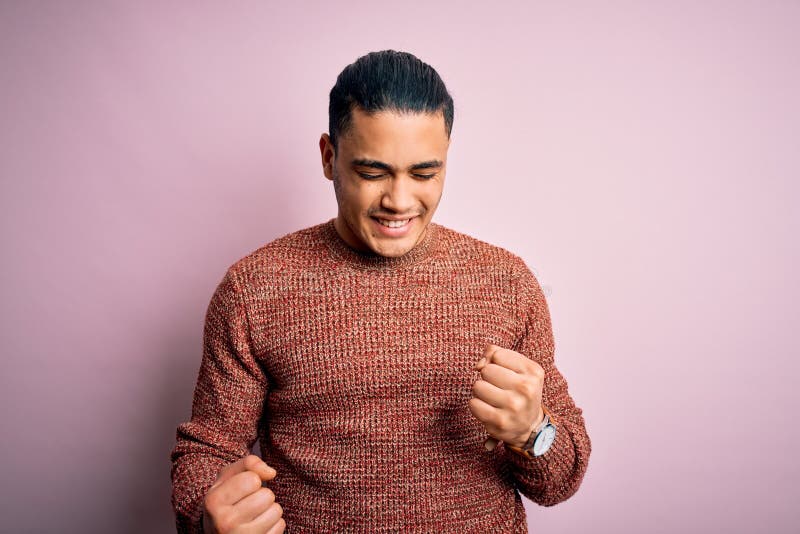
left=321, top=217, right=439, bottom=270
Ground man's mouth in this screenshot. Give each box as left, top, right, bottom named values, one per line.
left=374, top=218, right=412, bottom=228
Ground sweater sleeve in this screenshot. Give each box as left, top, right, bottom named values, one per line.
left=170, top=267, right=270, bottom=533
left=503, top=257, right=592, bottom=506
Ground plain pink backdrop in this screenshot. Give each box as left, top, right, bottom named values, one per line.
left=1, top=1, right=798, bottom=532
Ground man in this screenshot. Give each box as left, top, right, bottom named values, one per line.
left=171, top=50, right=591, bottom=533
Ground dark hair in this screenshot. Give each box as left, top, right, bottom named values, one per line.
left=328, top=50, right=454, bottom=151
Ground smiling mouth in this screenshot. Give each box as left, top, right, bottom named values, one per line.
left=374, top=218, right=412, bottom=228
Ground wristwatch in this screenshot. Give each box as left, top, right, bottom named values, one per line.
left=507, top=405, right=557, bottom=459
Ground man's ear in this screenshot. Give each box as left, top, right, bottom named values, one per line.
left=319, top=133, right=335, bottom=181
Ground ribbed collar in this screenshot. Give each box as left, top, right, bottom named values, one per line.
left=321, top=217, right=439, bottom=270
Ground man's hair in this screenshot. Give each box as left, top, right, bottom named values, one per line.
left=328, top=50, right=454, bottom=151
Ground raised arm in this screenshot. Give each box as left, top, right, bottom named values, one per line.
left=170, top=267, right=270, bottom=533
left=503, top=257, right=592, bottom=506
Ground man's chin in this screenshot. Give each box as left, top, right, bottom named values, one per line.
left=375, top=247, right=410, bottom=258
left=365, top=236, right=417, bottom=258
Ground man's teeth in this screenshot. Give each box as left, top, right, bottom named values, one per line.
left=376, top=218, right=410, bottom=228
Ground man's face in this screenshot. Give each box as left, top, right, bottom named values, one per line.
left=319, top=106, right=449, bottom=258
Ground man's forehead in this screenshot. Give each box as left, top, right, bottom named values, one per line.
left=340, top=107, right=449, bottom=161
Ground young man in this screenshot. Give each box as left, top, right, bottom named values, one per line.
left=171, top=50, right=592, bottom=534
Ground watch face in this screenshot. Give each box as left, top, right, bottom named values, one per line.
left=533, top=424, right=557, bottom=456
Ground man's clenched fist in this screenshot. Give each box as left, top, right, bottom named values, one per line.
left=202, top=454, right=285, bottom=534
left=469, top=343, right=545, bottom=450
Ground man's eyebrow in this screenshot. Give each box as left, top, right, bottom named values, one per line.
left=351, top=159, right=443, bottom=171
left=351, top=159, right=393, bottom=171
left=409, top=160, right=443, bottom=170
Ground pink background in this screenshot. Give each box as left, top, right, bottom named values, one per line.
left=1, top=2, right=798, bottom=532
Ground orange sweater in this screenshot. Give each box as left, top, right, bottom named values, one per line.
left=170, top=218, right=591, bottom=533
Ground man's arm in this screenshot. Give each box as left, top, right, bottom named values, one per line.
left=170, top=267, right=270, bottom=533
left=504, top=257, right=592, bottom=506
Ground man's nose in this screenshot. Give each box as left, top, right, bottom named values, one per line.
left=380, top=175, right=416, bottom=214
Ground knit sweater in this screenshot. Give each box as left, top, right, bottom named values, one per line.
left=170, top=218, right=591, bottom=533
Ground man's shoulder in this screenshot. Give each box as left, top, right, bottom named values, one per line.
left=433, top=222, right=529, bottom=274
left=225, top=220, right=329, bottom=280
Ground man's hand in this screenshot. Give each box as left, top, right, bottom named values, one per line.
left=469, top=344, right=545, bottom=450
left=202, top=454, right=285, bottom=534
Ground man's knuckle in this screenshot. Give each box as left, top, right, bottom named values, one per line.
left=203, top=491, right=218, bottom=512
left=495, top=413, right=509, bottom=430
left=255, top=487, right=275, bottom=508
left=247, top=471, right=262, bottom=488
left=216, top=514, right=234, bottom=533
left=516, top=381, right=535, bottom=398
